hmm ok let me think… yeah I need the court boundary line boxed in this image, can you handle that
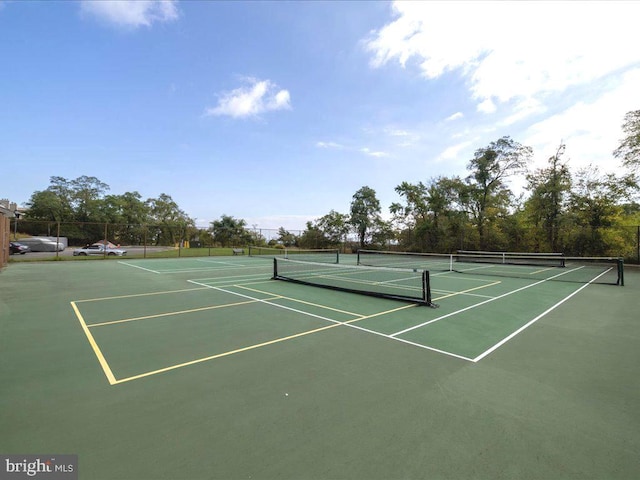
[118,259,273,275]
[117,261,162,274]
[85,296,284,328]
[198,281,474,363]
[74,286,212,303]
[236,284,366,318]
[71,301,117,385]
[73,280,430,386]
[472,267,613,362]
[73,264,606,385]
[112,283,454,385]
[391,265,589,337]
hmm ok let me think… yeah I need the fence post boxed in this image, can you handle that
[104,222,108,258]
[56,221,61,259]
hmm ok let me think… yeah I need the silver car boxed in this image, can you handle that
[73,244,127,256]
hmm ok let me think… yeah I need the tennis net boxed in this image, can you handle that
[456,250,565,267]
[248,246,339,264]
[272,258,435,306]
[357,250,624,286]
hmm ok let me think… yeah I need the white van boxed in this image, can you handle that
[18,237,65,252]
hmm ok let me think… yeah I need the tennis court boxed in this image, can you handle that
[1,253,639,479]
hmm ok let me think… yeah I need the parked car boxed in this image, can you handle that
[17,237,65,252]
[73,244,127,256]
[9,242,30,255]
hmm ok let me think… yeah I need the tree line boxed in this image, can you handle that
[19,110,640,259]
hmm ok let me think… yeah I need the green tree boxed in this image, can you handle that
[210,215,251,247]
[147,193,193,245]
[614,109,640,172]
[390,181,429,231]
[101,191,150,245]
[390,176,477,252]
[314,210,350,246]
[26,189,68,222]
[465,136,532,249]
[523,143,572,252]
[26,176,110,241]
[565,166,634,255]
[70,175,110,222]
[349,186,382,248]
[298,221,329,249]
[26,175,109,223]
[277,227,297,247]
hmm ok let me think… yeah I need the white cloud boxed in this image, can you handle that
[365,1,640,117]
[438,140,473,162]
[476,98,496,114]
[524,68,640,173]
[205,78,291,119]
[316,141,344,149]
[80,0,179,28]
[386,128,410,137]
[445,112,463,122]
[315,140,388,157]
[360,147,388,158]
[498,98,546,127]
[269,90,291,110]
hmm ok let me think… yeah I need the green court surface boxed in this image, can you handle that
[1,255,638,479]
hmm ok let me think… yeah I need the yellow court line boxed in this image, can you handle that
[86,297,284,328]
[70,301,117,385]
[432,281,502,301]
[74,286,212,303]
[112,293,420,385]
[112,322,342,385]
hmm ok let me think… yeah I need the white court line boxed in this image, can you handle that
[190,280,474,362]
[117,261,162,274]
[472,267,613,362]
[188,280,345,325]
[118,260,271,275]
[390,265,588,337]
[432,288,495,300]
[196,259,245,267]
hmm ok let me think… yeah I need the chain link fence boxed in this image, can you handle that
[9,219,640,264]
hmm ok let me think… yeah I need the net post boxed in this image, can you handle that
[356,249,361,265]
[618,258,624,286]
[272,258,278,280]
[422,270,438,308]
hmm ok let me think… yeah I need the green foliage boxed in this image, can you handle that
[464,136,532,249]
[349,186,383,247]
[523,143,572,252]
[298,221,330,249]
[277,227,298,247]
[209,215,251,247]
[614,109,640,172]
[314,210,350,246]
[25,176,194,246]
[16,122,640,261]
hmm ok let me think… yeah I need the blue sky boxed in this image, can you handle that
[2,1,639,230]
